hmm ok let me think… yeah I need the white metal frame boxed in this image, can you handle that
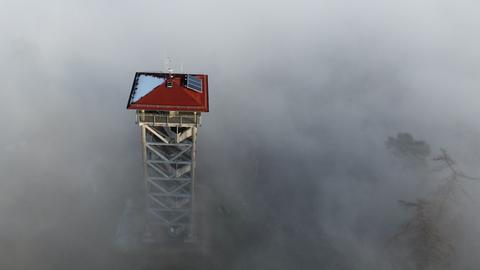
[137,111,200,241]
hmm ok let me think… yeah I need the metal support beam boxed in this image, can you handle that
[138,111,200,242]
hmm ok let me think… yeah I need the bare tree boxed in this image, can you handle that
[387,134,478,270]
[393,198,454,270]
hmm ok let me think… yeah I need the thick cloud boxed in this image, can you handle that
[1,0,480,269]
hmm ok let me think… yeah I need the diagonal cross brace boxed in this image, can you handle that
[176,128,193,143]
[143,124,170,143]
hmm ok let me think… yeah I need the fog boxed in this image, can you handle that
[1,0,480,269]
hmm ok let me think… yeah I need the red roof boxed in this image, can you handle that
[127,72,209,112]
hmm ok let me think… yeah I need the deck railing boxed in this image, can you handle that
[136,111,201,127]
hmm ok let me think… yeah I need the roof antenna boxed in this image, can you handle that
[165,57,174,88]
[164,57,174,74]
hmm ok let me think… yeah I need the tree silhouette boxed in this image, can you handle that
[386,132,431,166]
[387,133,479,270]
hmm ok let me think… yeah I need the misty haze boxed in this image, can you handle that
[1,0,480,269]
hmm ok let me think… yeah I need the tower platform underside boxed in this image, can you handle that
[137,111,200,242]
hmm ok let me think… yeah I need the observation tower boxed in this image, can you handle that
[126,71,209,242]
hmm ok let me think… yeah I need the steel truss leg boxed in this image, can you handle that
[140,124,197,241]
